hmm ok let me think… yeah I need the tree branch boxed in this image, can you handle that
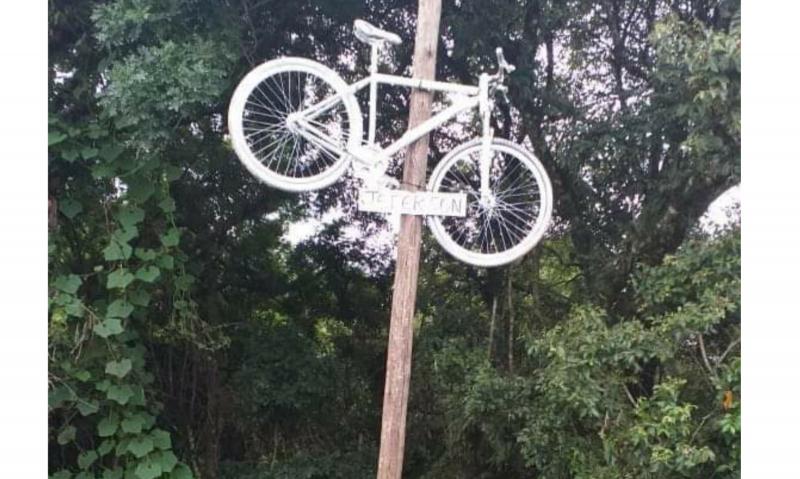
[697,333,720,383]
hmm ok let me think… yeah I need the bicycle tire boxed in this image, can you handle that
[427,138,553,267]
[228,58,363,192]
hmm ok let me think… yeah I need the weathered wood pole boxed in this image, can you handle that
[376,0,442,477]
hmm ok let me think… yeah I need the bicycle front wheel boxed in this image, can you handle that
[228,58,363,192]
[427,138,553,267]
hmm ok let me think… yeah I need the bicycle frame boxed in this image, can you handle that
[292,46,488,188]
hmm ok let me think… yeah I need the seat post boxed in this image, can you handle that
[368,44,379,146]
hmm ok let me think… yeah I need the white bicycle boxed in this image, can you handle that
[228,19,553,267]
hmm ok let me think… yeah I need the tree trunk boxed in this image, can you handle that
[376,1,442,478]
[507,270,515,374]
[488,295,497,361]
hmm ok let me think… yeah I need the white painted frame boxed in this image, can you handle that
[292,43,485,188]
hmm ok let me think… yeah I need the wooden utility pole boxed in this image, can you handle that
[376,0,442,478]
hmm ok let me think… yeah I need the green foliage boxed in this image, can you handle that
[50,0,740,477]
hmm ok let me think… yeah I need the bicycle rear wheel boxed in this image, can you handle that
[427,138,553,267]
[228,58,362,192]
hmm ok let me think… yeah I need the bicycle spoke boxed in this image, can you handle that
[236,66,353,182]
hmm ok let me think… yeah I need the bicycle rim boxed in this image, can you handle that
[228,58,362,192]
[427,139,553,267]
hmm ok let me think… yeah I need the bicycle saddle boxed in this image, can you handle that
[353,19,402,46]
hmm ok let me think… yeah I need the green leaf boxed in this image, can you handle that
[160,228,180,248]
[62,149,79,162]
[98,414,120,437]
[175,274,195,290]
[59,199,83,219]
[107,299,134,319]
[113,226,139,243]
[151,429,172,450]
[158,197,176,213]
[49,385,76,408]
[134,460,162,479]
[116,206,145,229]
[127,436,155,458]
[57,425,76,445]
[92,163,115,179]
[135,265,160,283]
[73,370,91,382]
[115,438,130,456]
[81,147,99,159]
[129,289,151,307]
[93,318,124,338]
[98,439,115,457]
[156,255,174,270]
[121,416,144,435]
[49,132,67,146]
[107,384,135,405]
[100,144,124,161]
[103,241,133,261]
[135,248,157,261]
[107,269,135,289]
[102,467,123,479]
[157,451,178,473]
[54,274,82,294]
[51,470,72,479]
[127,178,155,203]
[65,299,84,318]
[170,464,192,479]
[77,400,99,416]
[106,358,133,378]
[77,450,98,470]
[164,165,183,181]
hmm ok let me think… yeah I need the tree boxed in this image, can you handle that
[49,1,740,477]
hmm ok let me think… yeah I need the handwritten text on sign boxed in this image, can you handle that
[358,189,467,217]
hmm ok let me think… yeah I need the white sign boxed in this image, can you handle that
[358,189,467,217]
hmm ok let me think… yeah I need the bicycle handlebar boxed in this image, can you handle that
[495,48,516,75]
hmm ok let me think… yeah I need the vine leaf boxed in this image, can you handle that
[59,198,83,219]
[57,425,76,445]
[135,460,162,479]
[171,464,192,479]
[98,414,119,437]
[135,248,157,261]
[106,359,133,378]
[49,132,67,146]
[107,269,135,289]
[77,450,98,470]
[127,436,155,458]
[129,288,151,307]
[151,429,172,450]
[107,384,135,405]
[135,265,161,283]
[54,274,82,295]
[115,205,145,228]
[121,415,145,434]
[160,228,180,247]
[156,255,174,270]
[98,439,115,457]
[157,450,178,472]
[103,241,133,261]
[158,197,176,213]
[77,400,99,416]
[81,147,99,160]
[102,467,123,479]
[93,318,124,338]
[107,299,134,319]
